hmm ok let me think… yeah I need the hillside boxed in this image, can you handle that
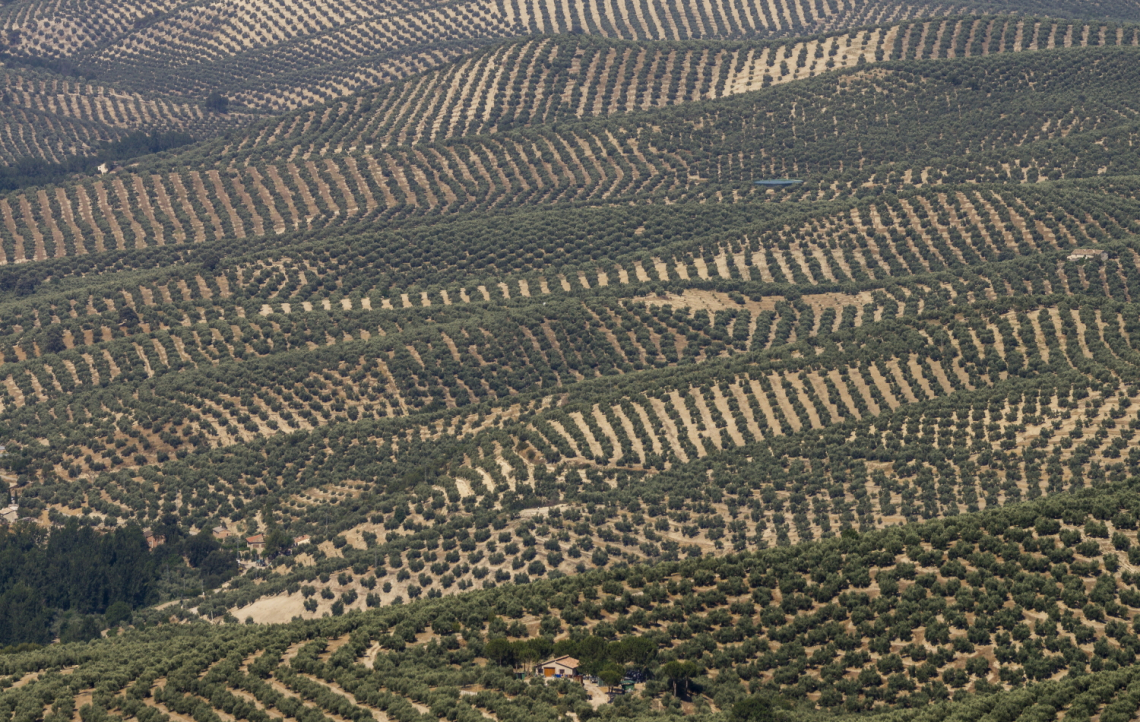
[10,484,1140,719]
[6,0,1133,115]
[0,35,1134,609]
[3,1,1140,720]
[0,0,1131,164]
[0,26,1130,545]
[217,16,1140,156]
[66,0,509,112]
[0,29,1135,262]
[0,63,257,167]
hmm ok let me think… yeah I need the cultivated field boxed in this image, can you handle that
[4,4,1140,721]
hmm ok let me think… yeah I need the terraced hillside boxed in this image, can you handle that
[0,0,1133,165]
[7,2,1140,720]
[0,64,258,167]
[12,484,1140,719]
[0,34,1136,264]
[0,34,1136,622]
[222,16,1140,153]
[7,0,1138,114]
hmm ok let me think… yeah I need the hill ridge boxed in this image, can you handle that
[0,40,1131,267]
[216,16,1140,160]
[0,0,1090,112]
[3,2,1140,718]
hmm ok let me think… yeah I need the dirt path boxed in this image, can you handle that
[612,406,647,462]
[581,680,611,710]
[547,420,585,458]
[629,402,666,456]
[867,364,902,410]
[567,412,606,458]
[667,391,709,457]
[884,358,920,403]
[805,372,844,423]
[11,671,42,689]
[688,392,725,447]
[766,375,803,432]
[708,386,746,446]
[746,378,784,435]
[646,397,689,462]
[299,673,391,721]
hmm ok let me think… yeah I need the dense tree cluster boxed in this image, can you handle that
[0,522,155,645]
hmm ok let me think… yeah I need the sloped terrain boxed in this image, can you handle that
[0,36,1138,263]
[0,0,1133,167]
[7,0,1137,114]
[0,37,1136,612]
[222,17,1140,154]
[5,2,1140,721]
[68,0,512,111]
[10,485,1140,718]
[0,64,257,166]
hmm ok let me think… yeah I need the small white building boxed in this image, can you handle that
[538,656,580,679]
[0,505,18,525]
[1068,249,1108,262]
